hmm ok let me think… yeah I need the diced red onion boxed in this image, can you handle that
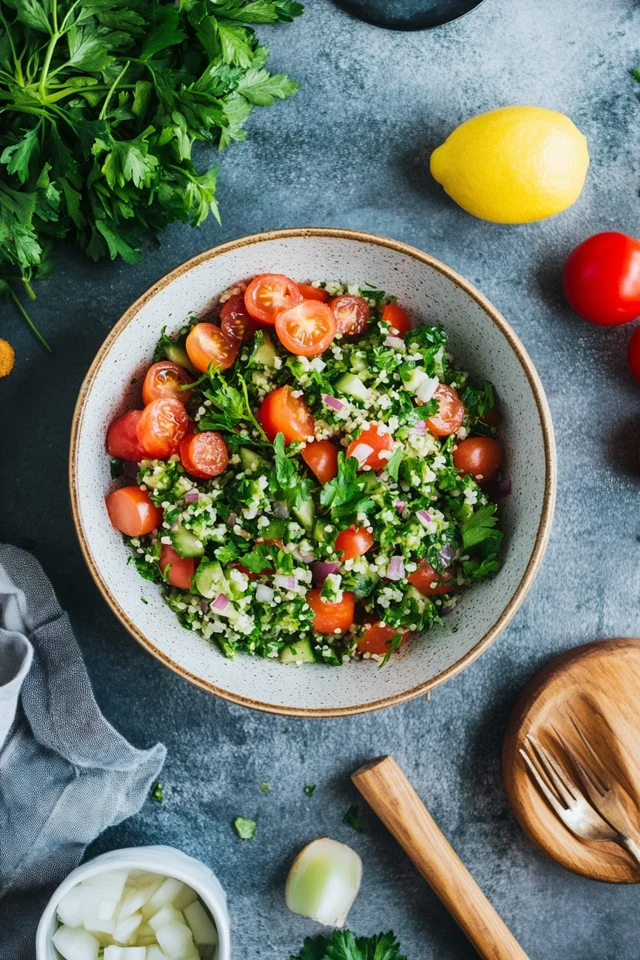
[212,593,230,612]
[123,461,139,478]
[274,574,297,590]
[438,544,458,568]
[312,561,340,585]
[416,376,439,404]
[412,420,426,436]
[395,500,405,514]
[386,555,405,581]
[384,335,405,350]
[273,501,290,519]
[200,599,209,613]
[497,478,512,496]
[416,510,432,528]
[185,489,199,503]
[322,394,345,413]
[171,520,180,531]
[351,443,374,466]
[293,547,315,563]
[226,512,237,527]
[442,605,454,617]
[256,584,274,603]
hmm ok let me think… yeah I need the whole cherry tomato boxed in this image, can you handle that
[425,385,465,437]
[142,361,193,406]
[330,295,370,336]
[106,410,146,461]
[220,294,256,342]
[563,232,640,326]
[453,437,503,484]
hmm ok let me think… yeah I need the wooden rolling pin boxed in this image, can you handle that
[352,756,530,960]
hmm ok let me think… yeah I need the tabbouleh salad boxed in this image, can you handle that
[105,273,504,666]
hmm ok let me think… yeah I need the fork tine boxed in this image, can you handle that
[526,735,578,808]
[519,748,569,820]
[553,726,609,810]
[568,718,611,791]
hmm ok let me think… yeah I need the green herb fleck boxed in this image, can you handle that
[233,816,257,840]
[290,930,406,960]
[304,784,316,797]
[260,782,270,794]
[343,805,363,833]
[150,781,164,803]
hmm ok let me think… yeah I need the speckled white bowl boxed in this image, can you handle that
[70,228,556,717]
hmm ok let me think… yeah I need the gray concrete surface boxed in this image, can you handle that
[2,0,640,956]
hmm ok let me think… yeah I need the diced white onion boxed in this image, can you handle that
[416,376,439,403]
[286,838,362,928]
[52,926,100,960]
[384,335,405,350]
[350,443,374,467]
[412,420,426,436]
[274,574,297,590]
[416,510,432,528]
[183,901,219,945]
[256,584,275,603]
[155,920,196,960]
[386,556,405,581]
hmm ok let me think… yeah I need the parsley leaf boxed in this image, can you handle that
[290,931,406,960]
[233,816,257,840]
[320,454,375,525]
[461,503,501,549]
[150,780,164,803]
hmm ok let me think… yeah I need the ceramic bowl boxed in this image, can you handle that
[36,845,230,960]
[70,228,556,717]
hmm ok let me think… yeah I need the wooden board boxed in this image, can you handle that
[503,638,640,883]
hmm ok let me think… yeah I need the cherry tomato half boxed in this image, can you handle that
[180,431,229,479]
[306,588,355,634]
[425,384,465,437]
[382,302,411,337]
[301,439,339,484]
[142,361,193,406]
[275,299,337,357]
[137,397,189,459]
[453,437,503,485]
[563,232,640,326]
[258,386,315,444]
[106,410,146,462]
[357,620,410,656]
[220,294,256,343]
[346,424,394,471]
[334,526,374,560]
[408,559,453,597]
[160,544,196,590]
[298,283,330,303]
[106,486,162,537]
[185,323,239,374]
[330,295,370,336]
[628,326,640,382]
[244,274,302,325]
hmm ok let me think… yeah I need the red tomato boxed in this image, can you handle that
[358,620,409,656]
[481,404,503,427]
[185,323,239,374]
[220,294,256,343]
[142,361,193,406]
[297,283,330,302]
[425,385,465,437]
[408,559,453,597]
[334,526,374,560]
[346,424,394,471]
[382,302,411,337]
[106,486,162,537]
[307,588,355,634]
[106,410,146,461]
[628,326,640,382]
[244,274,302,325]
[453,437,503,484]
[563,232,640,326]
[275,300,337,357]
[160,544,196,590]
[180,431,228,479]
[258,386,315,443]
[330,295,370,336]
[137,397,189,458]
[301,439,339,484]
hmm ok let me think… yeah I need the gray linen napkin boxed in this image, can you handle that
[0,544,166,960]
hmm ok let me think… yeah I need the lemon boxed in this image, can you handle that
[430,106,589,224]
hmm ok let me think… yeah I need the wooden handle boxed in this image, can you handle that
[352,756,530,960]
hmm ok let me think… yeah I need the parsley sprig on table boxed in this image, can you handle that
[290,930,407,960]
[0,0,303,348]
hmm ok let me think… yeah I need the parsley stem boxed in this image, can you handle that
[39,32,61,99]
[7,284,52,353]
[99,60,130,120]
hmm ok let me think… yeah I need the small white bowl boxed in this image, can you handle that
[70,228,556,717]
[36,845,230,960]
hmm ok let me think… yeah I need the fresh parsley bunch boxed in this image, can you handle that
[290,930,407,960]
[0,0,302,348]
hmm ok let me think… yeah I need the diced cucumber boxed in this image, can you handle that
[263,518,288,539]
[401,365,430,393]
[239,447,270,475]
[253,332,277,368]
[164,342,197,376]
[335,373,371,403]
[194,561,225,599]
[279,637,316,663]
[292,497,315,532]
[313,519,334,543]
[350,353,368,374]
[171,525,204,558]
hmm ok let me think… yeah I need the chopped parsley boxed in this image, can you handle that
[290,930,406,960]
[150,781,164,803]
[304,784,316,797]
[260,782,270,794]
[233,816,257,840]
[343,805,363,833]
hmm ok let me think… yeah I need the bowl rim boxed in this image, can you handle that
[69,226,557,717]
